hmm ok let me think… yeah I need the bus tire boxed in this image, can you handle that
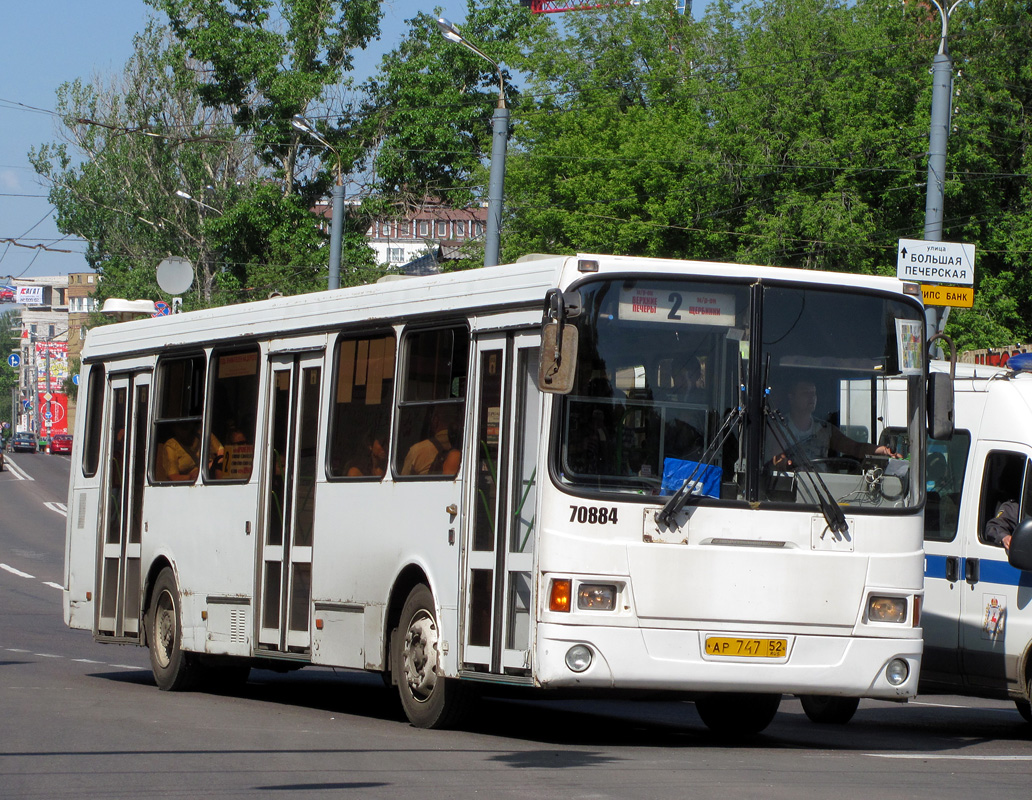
[695,692,781,736]
[393,584,470,729]
[147,567,199,691]
[799,695,860,725]
[1016,699,1032,724]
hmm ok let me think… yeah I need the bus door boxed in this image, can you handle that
[96,371,151,641]
[257,352,323,654]
[462,332,541,674]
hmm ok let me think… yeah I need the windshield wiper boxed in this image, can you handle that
[656,387,745,527]
[763,393,849,536]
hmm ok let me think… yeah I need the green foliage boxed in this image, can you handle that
[0,311,19,426]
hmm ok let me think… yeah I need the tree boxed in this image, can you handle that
[359,0,547,261]
[0,311,19,430]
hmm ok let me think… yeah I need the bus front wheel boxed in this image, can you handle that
[694,692,781,736]
[148,567,199,691]
[393,584,471,729]
[799,695,860,725]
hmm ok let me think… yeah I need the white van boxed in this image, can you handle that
[803,355,1032,724]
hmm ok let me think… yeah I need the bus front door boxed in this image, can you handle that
[96,372,150,641]
[257,353,323,655]
[462,332,541,675]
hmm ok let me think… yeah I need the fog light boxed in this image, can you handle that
[577,584,617,610]
[869,595,907,623]
[565,644,593,672]
[886,658,909,686]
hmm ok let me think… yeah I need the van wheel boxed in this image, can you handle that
[799,695,860,724]
[695,692,781,736]
[393,584,471,729]
[148,567,199,691]
[1016,699,1032,724]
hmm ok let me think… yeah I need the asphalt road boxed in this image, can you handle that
[2,452,1031,799]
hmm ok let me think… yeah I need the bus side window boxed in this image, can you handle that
[206,347,260,482]
[395,326,468,478]
[327,332,397,479]
[81,364,106,477]
[151,354,206,485]
[977,450,1028,546]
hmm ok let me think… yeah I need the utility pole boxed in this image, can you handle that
[923,1,963,347]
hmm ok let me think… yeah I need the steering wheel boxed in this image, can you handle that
[808,457,863,475]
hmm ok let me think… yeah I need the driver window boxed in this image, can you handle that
[978,451,1029,547]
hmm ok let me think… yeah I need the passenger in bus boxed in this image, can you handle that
[346,434,387,477]
[162,422,224,482]
[769,379,899,469]
[984,499,1020,552]
[670,355,705,404]
[401,406,461,476]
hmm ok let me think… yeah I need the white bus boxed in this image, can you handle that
[63,253,944,734]
[874,356,1032,724]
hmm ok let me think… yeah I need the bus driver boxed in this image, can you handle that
[769,379,899,470]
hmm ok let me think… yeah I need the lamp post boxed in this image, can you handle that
[174,188,220,216]
[923,1,964,347]
[292,115,343,290]
[437,17,508,268]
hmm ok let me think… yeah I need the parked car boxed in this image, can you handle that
[11,432,37,453]
[50,434,73,455]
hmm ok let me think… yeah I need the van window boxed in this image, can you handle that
[924,431,971,543]
[977,451,1030,546]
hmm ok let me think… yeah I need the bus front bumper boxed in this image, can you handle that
[535,623,921,699]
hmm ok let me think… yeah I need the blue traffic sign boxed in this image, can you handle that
[7,353,20,368]
[72,374,80,386]
[44,412,52,421]
[21,399,30,411]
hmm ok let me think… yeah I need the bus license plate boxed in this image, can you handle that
[705,637,787,658]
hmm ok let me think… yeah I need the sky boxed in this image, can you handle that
[0,0,442,282]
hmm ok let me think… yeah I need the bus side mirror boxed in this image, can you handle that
[538,288,579,394]
[1008,519,1032,572]
[927,371,954,441]
[539,322,577,394]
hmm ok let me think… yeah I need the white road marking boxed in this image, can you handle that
[0,563,35,579]
[72,658,103,664]
[44,502,67,517]
[43,581,63,590]
[869,754,1032,761]
[4,459,33,481]
[34,653,62,658]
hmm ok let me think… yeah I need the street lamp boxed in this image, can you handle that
[174,188,221,216]
[923,1,964,348]
[292,115,343,291]
[436,17,508,268]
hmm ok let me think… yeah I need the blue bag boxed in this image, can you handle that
[661,458,722,497]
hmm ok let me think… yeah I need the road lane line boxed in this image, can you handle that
[1,563,36,579]
[43,581,63,590]
[4,459,33,481]
[869,754,1032,761]
[44,501,68,516]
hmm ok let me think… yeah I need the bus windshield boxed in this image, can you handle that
[556,277,925,511]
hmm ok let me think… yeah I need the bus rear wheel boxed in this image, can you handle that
[799,695,860,725]
[694,692,781,736]
[393,584,471,729]
[148,567,199,691]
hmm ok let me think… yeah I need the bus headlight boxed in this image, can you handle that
[577,584,617,611]
[565,644,593,672]
[886,658,910,686]
[868,595,907,623]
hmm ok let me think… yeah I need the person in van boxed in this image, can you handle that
[984,499,1020,552]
